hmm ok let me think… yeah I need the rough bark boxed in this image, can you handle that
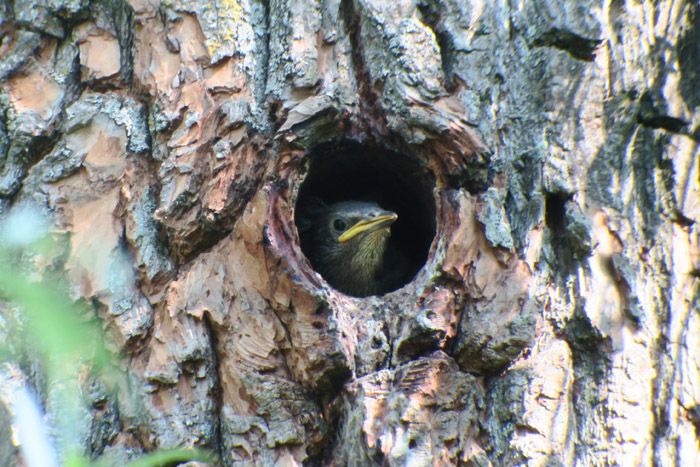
[0,0,699,466]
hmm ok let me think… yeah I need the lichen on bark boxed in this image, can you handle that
[0,0,699,466]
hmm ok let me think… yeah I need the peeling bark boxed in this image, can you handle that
[1,0,699,465]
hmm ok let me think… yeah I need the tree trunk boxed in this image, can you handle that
[1,0,699,465]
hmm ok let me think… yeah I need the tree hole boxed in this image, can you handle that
[295,140,436,297]
[544,191,571,233]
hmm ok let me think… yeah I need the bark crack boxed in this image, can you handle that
[415,1,456,92]
[339,0,389,136]
[250,0,272,133]
[202,312,225,462]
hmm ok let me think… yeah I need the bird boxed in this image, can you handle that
[297,199,400,297]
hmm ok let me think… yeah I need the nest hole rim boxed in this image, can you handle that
[293,139,438,297]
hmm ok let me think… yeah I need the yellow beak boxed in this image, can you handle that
[338,213,398,243]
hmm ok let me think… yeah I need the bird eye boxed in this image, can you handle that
[333,219,347,231]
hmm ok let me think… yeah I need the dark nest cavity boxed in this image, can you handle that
[295,140,436,296]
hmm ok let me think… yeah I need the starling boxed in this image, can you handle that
[298,199,399,297]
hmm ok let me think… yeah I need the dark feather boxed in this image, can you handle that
[298,199,401,297]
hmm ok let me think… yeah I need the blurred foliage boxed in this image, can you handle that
[0,207,213,466]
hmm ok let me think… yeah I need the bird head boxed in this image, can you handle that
[299,199,398,296]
